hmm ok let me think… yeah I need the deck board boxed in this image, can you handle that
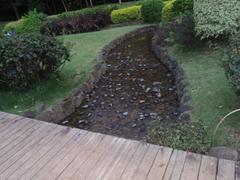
[0,111,237,180]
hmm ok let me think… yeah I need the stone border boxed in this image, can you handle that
[151,28,192,121]
[36,26,156,123]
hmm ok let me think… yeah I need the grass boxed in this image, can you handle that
[167,44,240,150]
[0,24,145,114]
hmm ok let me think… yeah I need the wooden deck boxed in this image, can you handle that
[0,111,238,180]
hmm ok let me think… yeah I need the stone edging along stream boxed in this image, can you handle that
[36,25,192,123]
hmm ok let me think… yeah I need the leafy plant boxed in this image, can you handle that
[111,5,142,24]
[41,12,111,36]
[0,33,70,91]
[141,0,164,23]
[172,0,193,16]
[146,118,210,153]
[161,0,176,22]
[194,0,240,39]
[3,20,24,34]
[171,12,195,45]
[223,31,240,94]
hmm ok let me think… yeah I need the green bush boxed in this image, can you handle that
[146,119,210,153]
[194,0,240,39]
[3,9,47,34]
[0,33,70,91]
[111,5,142,24]
[141,0,164,23]
[162,0,175,22]
[223,31,240,94]
[172,0,193,16]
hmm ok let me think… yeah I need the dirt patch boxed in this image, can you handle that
[60,32,179,140]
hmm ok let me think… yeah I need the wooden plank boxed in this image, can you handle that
[198,155,218,180]
[70,136,120,180]
[0,122,56,173]
[56,133,105,180]
[102,141,140,180]
[0,125,66,179]
[180,152,202,180]
[44,131,100,180]
[130,144,159,180]
[0,113,27,129]
[217,159,235,180]
[0,120,39,150]
[19,127,79,180]
[146,146,173,180]
[31,129,88,180]
[120,143,149,180]
[86,138,129,180]
[163,150,187,180]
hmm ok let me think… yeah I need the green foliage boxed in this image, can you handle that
[3,9,47,34]
[223,31,240,94]
[162,0,175,22]
[147,119,210,153]
[141,0,164,23]
[0,33,70,91]
[194,0,240,39]
[172,0,193,16]
[111,5,142,24]
[58,4,118,19]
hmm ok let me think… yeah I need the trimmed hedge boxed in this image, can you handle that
[141,0,164,23]
[111,5,142,24]
[41,12,111,35]
[0,33,70,91]
[162,0,176,22]
[194,0,240,39]
[173,0,193,16]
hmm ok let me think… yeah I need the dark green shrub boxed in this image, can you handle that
[3,9,47,34]
[162,0,175,22]
[141,0,164,23]
[111,5,142,24]
[146,119,210,153]
[41,12,111,36]
[223,31,240,94]
[0,34,70,91]
[172,0,193,16]
[171,13,195,45]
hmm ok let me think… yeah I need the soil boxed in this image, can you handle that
[60,32,180,141]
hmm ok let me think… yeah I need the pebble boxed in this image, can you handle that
[156,93,162,98]
[62,120,68,125]
[131,123,137,128]
[123,112,129,116]
[150,113,158,118]
[139,100,145,104]
[145,88,151,93]
[82,105,89,109]
[152,87,161,93]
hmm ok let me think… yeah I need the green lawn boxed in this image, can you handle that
[0,25,145,114]
[167,44,240,150]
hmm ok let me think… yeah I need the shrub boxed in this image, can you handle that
[41,12,111,35]
[111,5,142,24]
[3,9,47,34]
[146,119,210,153]
[141,0,164,23]
[0,33,70,91]
[223,31,240,94]
[162,0,176,22]
[58,4,118,19]
[171,12,195,45]
[172,0,193,16]
[194,0,240,39]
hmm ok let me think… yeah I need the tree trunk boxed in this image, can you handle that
[89,0,93,7]
[61,0,68,12]
[11,3,20,19]
[119,0,122,4]
[85,0,89,7]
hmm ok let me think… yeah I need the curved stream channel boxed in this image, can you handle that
[60,32,179,140]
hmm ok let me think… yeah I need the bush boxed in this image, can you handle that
[172,0,193,16]
[141,0,164,23]
[0,33,70,91]
[58,4,118,19]
[223,31,240,94]
[41,12,111,35]
[194,0,240,39]
[146,119,210,153]
[111,5,142,24]
[171,13,195,45]
[3,9,47,34]
[162,0,175,22]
